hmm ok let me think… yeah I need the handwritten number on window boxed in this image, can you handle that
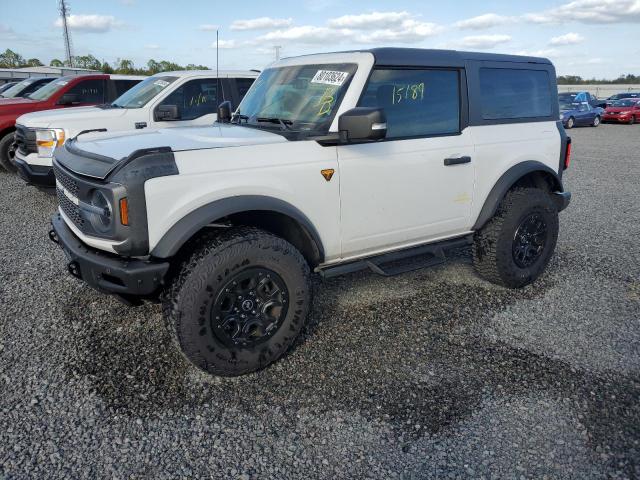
[392,83,425,105]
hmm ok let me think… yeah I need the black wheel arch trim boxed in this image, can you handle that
[150,195,325,262]
[472,160,565,231]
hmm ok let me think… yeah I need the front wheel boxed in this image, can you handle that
[163,227,312,376]
[565,117,575,129]
[0,131,16,172]
[473,188,559,288]
[592,115,601,127]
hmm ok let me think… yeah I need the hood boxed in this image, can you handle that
[57,124,288,180]
[17,106,125,129]
[605,107,634,113]
[0,97,39,106]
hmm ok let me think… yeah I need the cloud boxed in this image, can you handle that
[210,39,240,49]
[455,13,512,29]
[524,0,640,24]
[54,14,122,33]
[145,44,160,50]
[549,32,585,45]
[257,26,352,44]
[328,11,412,29]
[230,17,293,31]
[459,34,512,49]
[354,20,443,43]
[514,48,561,58]
[199,24,219,31]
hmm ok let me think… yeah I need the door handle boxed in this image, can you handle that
[444,156,471,166]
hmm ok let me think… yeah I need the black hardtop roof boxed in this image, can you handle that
[367,47,551,67]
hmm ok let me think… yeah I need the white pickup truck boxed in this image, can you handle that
[14,70,258,187]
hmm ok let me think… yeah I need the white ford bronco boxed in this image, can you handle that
[14,70,258,188]
[50,48,571,376]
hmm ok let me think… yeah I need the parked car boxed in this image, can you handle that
[0,77,55,99]
[49,48,571,376]
[0,74,145,171]
[602,98,640,124]
[558,91,606,109]
[605,92,640,106]
[14,70,258,188]
[560,100,603,128]
[0,82,19,95]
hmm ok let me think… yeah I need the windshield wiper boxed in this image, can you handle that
[256,117,293,130]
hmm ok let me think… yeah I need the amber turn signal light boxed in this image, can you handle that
[119,198,129,226]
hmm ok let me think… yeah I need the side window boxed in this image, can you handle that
[358,68,460,139]
[113,80,140,97]
[235,78,255,101]
[479,68,551,120]
[158,79,219,120]
[21,79,51,97]
[66,79,105,103]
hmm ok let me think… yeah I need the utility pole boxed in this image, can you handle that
[59,0,74,67]
[274,46,282,61]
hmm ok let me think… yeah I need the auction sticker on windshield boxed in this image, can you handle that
[154,80,170,88]
[311,70,349,86]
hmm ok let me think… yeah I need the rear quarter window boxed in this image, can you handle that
[480,68,551,120]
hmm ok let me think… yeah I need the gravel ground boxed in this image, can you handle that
[1,124,639,479]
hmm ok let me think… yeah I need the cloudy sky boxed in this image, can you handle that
[1,0,639,78]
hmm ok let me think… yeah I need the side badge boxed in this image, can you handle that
[321,169,335,182]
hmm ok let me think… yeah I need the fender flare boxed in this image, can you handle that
[472,161,563,231]
[150,195,325,260]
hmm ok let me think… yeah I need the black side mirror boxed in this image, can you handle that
[155,104,179,121]
[58,93,80,106]
[217,101,232,123]
[338,107,387,143]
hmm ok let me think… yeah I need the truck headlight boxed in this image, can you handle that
[36,128,65,157]
[89,190,113,233]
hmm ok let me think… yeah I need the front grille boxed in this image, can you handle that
[56,187,85,229]
[15,125,37,155]
[53,162,79,197]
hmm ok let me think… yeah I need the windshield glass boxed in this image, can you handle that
[28,76,73,101]
[112,76,178,108]
[0,79,34,98]
[559,101,578,110]
[612,99,637,107]
[234,63,358,134]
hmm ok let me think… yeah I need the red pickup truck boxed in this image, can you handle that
[0,74,144,171]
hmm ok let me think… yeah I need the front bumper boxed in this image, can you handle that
[50,213,170,298]
[15,156,55,187]
[603,114,632,123]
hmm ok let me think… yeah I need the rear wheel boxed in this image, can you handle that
[473,188,559,288]
[163,227,312,376]
[0,131,16,172]
[566,117,575,129]
[592,115,601,127]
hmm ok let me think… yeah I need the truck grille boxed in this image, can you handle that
[53,162,79,197]
[57,188,85,229]
[15,125,37,155]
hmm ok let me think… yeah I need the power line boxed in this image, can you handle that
[59,0,74,67]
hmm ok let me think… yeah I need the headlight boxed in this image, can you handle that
[620,111,631,115]
[88,190,113,233]
[36,128,65,157]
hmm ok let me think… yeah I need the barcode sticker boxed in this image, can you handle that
[311,70,349,86]
[154,80,169,87]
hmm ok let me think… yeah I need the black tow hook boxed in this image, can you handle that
[48,229,59,244]
[68,261,81,279]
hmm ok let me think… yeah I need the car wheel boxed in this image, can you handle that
[472,188,559,289]
[592,115,600,127]
[566,117,575,129]
[0,131,17,172]
[163,227,312,376]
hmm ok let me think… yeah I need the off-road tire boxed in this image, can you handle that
[591,115,600,127]
[565,117,575,129]
[163,227,312,376]
[472,188,559,288]
[0,131,16,172]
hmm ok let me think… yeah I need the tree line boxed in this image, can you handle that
[0,49,209,75]
[557,74,640,85]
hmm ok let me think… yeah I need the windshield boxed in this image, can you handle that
[112,76,178,108]
[559,101,578,110]
[0,79,34,98]
[234,63,358,134]
[611,99,637,107]
[28,77,74,101]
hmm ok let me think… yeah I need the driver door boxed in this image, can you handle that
[151,78,220,128]
[337,67,474,258]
